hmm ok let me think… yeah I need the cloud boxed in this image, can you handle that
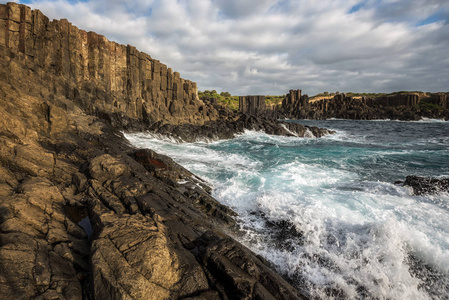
[13,0,449,95]
[214,0,279,19]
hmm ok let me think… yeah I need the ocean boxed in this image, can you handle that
[125,119,449,299]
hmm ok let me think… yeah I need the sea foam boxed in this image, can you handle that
[125,120,449,299]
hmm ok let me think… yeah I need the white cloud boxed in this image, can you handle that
[15,0,449,95]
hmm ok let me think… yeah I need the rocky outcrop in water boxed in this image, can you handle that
[150,114,334,142]
[0,3,315,299]
[403,176,449,195]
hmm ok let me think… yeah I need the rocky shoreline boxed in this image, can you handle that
[146,115,333,143]
[0,99,311,299]
[0,3,334,299]
[0,72,320,299]
[1,3,448,299]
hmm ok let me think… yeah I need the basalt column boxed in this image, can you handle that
[0,2,214,126]
[239,95,266,115]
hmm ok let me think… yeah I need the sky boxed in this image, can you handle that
[9,0,449,96]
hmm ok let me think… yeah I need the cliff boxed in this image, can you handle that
[0,3,322,299]
[0,2,219,127]
[0,3,333,138]
[280,90,449,120]
[239,95,267,115]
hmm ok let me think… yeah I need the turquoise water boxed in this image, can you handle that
[126,119,449,299]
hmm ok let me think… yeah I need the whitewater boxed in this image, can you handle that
[125,120,449,299]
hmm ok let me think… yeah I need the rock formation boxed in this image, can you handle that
[279,90,449,120]
[0,3,327,299]
[282,90,304,108]
[0,2,219,128]
[402,176,449,195]
[368,93,419,107]
[424,93,448,109]
[239,95,267,115]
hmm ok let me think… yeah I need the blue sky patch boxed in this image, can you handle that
[349,2,365,14]
[417,10,446,26]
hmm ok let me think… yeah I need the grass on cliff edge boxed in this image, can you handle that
[198,90,239,110]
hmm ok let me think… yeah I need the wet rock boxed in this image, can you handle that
[403,176,449,195]
[197,234,307,300]
[150,114,334,142]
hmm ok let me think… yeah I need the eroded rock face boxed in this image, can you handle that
[0,176,87,299]
[91,212,182,299]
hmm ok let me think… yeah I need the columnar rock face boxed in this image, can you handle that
[281,90,311,118]
[437,93,448,109]
[282,89,303,107]
[425,93,448,109]
[0,2,218,126]
[368,93,419,107]
[280,90,449,120]
[439,93,448,109]
[239,95,267,115]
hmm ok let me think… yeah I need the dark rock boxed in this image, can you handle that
[239,95,267,115]
[196,234,306,300]
[403,176,449,195]
[279,90,449,121]
[149,114,334,142]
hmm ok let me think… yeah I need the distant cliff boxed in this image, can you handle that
[279,90,449,120]
[0,2,218,126]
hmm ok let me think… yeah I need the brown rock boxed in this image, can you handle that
[91,212,182,300]
[0,178,85,299]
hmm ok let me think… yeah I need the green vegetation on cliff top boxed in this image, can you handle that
[198,90,239,110]
[198,90,284,110]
